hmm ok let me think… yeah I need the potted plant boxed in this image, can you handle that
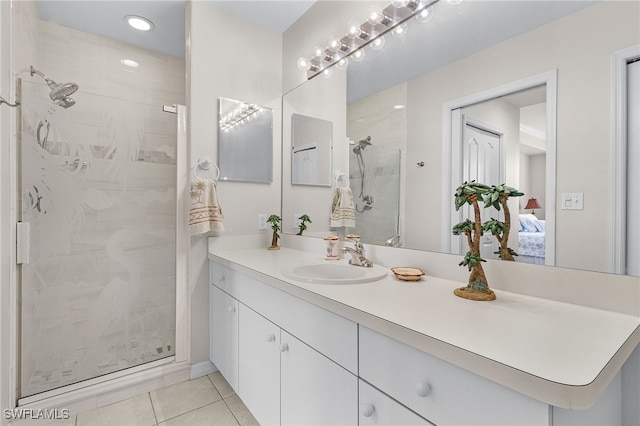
[296,214,312,236]
[267,214,281,250]
[452,181,495,301]
[482,184,524,261]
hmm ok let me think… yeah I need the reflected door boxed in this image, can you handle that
[19,81,179,398]
[462,121,502,259]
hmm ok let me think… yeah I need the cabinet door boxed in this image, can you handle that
[210,284,239,392]
[359,380,431,425]
[281,331,357,426]
[238,304,280,426]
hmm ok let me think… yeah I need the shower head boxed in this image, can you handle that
[352,136,372,154]
[30,66,79,108]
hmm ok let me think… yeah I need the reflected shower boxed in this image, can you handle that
[353,136,372,154]
[30,66,79,108]
[352,136,374,213]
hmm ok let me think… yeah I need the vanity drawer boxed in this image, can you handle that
[359,379,431,425]
[210,261,358,374]
[359,326,549,426]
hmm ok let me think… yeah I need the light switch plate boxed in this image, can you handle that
[258,214,269,230]
[561,192,584,210]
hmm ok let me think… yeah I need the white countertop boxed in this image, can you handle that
[208,246,640,410]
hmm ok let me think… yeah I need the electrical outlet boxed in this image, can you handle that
[258,214,269,230]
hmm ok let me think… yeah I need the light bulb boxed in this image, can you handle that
[311,45,324,60]
[416,6,434,23]
[367,6,384,25]
[351,49,365,62]
[327,36,342,52]
[297,57,311,70]
[370,36,385,51]
[321,67,333,79]
[346,21,362,39]
[391,22,408,38]
[335,58,349,70]
[391,0,410,8]
[447,0,463,4]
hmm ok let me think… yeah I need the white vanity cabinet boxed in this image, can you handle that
[209,283,239,393]
[359,379,431,425]
[359,326,550,426]
[238,304,281,425]
[210,261,358,425]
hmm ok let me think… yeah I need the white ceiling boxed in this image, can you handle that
[36,0,316,58]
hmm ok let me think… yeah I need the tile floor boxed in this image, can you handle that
[46,372,258,426]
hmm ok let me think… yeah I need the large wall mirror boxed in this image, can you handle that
[281,0,640,276]
[219,97,273,183]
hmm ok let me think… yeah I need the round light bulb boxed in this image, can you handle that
[391,22,408,38]
[447,0,463,4]
[327,36,342,52]
[321,67,333,79]
[391,0,410,8]
[351,49,365,62]
[335,58,349,70]
[370,36,385,51]
[416,6,434,23]
[297,57,311,70]
[311,45,324,60]
[346,21,362,39]
[367,6,384,25]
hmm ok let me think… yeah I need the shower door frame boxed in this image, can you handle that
[1,96,191,410]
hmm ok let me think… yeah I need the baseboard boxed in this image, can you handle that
[190,360,217,379]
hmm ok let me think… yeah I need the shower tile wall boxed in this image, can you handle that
[18,13,185,398]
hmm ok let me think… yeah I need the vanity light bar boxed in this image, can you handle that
[300,0,440,79]
[219,103,263,132]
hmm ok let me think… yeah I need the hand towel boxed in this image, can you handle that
[189,179,225,235]
[330,187,356,228]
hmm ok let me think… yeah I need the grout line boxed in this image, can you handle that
[148,392,159,426]
[220,396,241,426]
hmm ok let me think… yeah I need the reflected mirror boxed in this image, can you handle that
[219,97,273,183]
[291,114,333,186]
[281,0,640,276]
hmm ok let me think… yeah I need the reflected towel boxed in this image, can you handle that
[330,187,355,228]
[189,179,225,235]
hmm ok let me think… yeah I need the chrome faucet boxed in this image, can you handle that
[341,239,373,267]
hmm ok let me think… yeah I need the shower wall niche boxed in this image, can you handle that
[16,9,185,398]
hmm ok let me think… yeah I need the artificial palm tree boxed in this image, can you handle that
[482,184,524,261]
[296,214,312,236]
[452,181,494,301]
[267,214,281,250]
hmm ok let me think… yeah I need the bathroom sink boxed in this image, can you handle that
[281,262,387,284]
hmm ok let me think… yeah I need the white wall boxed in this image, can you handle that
[187,2,282,365]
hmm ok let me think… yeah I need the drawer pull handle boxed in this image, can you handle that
[415,382,432,398]
[266,333,276,342]
[360,403,375,418]
[280,343,289,353]
[227,306,236,313]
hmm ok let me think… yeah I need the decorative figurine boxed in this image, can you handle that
[296,214,312,236]
[452,181,495,301]
[267,214,281,250]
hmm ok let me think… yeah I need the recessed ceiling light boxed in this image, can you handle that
[125,15,154,31]
[121,59,139,68]
[393,104,406,110]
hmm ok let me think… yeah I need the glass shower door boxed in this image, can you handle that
[19,80,177,398]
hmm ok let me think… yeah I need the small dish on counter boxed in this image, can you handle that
[390,267,425,281]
